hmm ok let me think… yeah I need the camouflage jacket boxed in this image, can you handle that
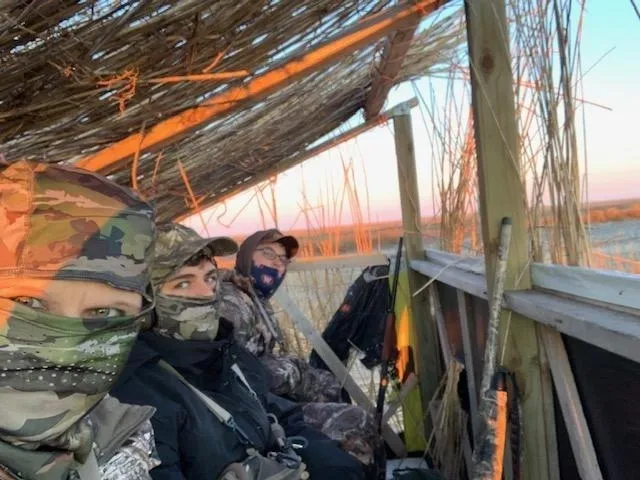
[218,277,346,403]
[0,396,159,480]
[218,276,277,357]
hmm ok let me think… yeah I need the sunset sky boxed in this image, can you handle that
[185,2,640,236]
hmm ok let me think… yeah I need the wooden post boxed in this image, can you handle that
[457,290,479,436]
[392,110,441,435]
[464,1,558,479]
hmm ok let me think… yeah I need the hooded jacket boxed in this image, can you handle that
[0,161,158,480]
[111,319,364,480]
[235,229,296,297]
[110,320,277,480]
[235,230,267,278]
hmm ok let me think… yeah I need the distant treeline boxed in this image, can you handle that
[583,202,640,223]
[225,200,640,257]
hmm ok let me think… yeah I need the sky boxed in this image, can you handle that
[185,1,640,236]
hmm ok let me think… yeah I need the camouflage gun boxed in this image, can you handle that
[374,237,404,480]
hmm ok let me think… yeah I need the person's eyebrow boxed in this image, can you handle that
[82,299,140,313]
[111,300,141,312]
[167,273,196,282]
[205,268,218,277]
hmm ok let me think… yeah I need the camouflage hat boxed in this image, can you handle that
[152,222,238,287]
[0,161,155,299]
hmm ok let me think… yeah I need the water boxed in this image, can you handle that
[587,219,640,258]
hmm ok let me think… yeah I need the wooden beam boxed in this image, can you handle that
[539,329,604,480]
[505,290,640,365]
[411,258,487,300]
[411,258,640,364]
[273,288,407,457]
[364,19,420,120]
[429,284,452,364]
[425,248,640,313]
[393,112,441,438]
[174,98,418,222]
[464,0,557,478]
[382,372,419,424]
[532,263,640,311]
[75,1,442,175]
[457,289,479,436]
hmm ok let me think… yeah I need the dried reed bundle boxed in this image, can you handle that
[427,359,467,480]
[1,0,463,222]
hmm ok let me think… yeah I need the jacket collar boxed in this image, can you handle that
[138,318,236,377]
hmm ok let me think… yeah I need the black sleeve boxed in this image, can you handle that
[264,393,331,442]
[148,408,187,480]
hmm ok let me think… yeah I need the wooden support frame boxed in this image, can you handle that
[411,258,640,364]
[412,258,611,477]
[364,19,420,119]
[75,1,442,175]
[428,285,474,476]
[456,289,479,436]
[539,328,604,480]
[464,0,558,477]
[174,98,418,222]
[392,111,441,438]
[425,247,640,312]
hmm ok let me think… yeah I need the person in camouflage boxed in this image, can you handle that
[111,222,364,479]
[219,229,346,403]
[208,227,378,467]
[0,160,159,480]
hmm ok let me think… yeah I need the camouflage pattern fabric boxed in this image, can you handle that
[301,403,377,466]
[0,161,155,298]
[98,418,159,480]
[0,397,159,480]
[151,222,237,287]
[218,279,378,465]
[0,298,141,445]
[89,394,159,480]
[0,161,157,479]
[218,279,344,403]
[260,354,343,404]
[471,390,506,480]
[150,222,237,341]
[218,278,273,356]
[154,293,220,341]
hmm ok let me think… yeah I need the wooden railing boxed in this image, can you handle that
[410,248,640,480]
[412,249,640,364]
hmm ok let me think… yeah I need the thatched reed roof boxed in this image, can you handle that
[1,1,463,221]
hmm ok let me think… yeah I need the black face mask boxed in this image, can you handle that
[249,263,283,298]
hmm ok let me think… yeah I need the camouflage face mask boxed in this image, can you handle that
[154,294,220,341]
[0,298,142,447]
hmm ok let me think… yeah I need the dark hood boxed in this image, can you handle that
[235,230,275,277]
[120,319,236,384]
[235,229,299,300]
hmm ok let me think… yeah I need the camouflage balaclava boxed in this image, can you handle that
[151,223,237,341]
[0,161,155,455]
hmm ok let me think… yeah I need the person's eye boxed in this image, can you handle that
[260,249,275,260]
[205,275,218,285]
[84,307,126,319]
[12,297,46,311]
[174,281,190,290]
